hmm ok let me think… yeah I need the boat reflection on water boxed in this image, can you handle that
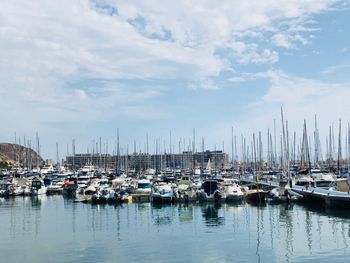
[246,200,267,208]
[2,196,350,262]
[178,204,193,223]
[31,196,42,208]
[136,202,151,212]
[297,202,350,219]
[151,203,176,226]
[201,203,225,227]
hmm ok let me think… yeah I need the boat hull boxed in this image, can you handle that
[198,190,223,203]
[292,185,350,207]
[151,193,176,203]
[245,190,266,202]
[226,194,244,202]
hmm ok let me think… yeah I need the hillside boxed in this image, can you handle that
[0,142,43,166]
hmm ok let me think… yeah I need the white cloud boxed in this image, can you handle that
[229,42,280,64]
[208,71,350,159]
[228,72,260,83]
[0,0,339,85]
[0,0,346,157]
[249,70,349,132]
[75,89,88,100]
[253,70,331,106]
[188,79,219,90]
[322,63,350,74]
[272,33,292,49]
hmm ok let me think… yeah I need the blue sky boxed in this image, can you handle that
[1,0,350,160]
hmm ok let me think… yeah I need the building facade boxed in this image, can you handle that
[66,150,228,171]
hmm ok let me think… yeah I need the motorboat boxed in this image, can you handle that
[144,169,156,180]
[79,164,95,179]
[198,179,223,202]
[177,174,197,202]
[46,178,64,194]
[162,168,176,182]
[31,177,47,195]
[151,181,176,203]
[62,177,79,197]
[91,189,109,204]
[40,164,54,176]
[135,179,152,194]
[222,179,244,202]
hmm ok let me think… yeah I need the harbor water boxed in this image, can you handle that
[1,196,350,262]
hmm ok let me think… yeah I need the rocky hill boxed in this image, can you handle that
[0,142,43,166]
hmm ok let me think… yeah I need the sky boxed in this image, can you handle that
[1,0,350,160]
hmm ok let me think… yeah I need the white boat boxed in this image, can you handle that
[97,178,111,190]
[145,169,156,180]
[296,171,335,189]
[40,164,54,176]
[162,168,176,181]
[313,172,335,188]
[76,164,95,188]
[7,181,20,196]
[151,182,176,203]
[15,178,32,196]
[135,179,152,194]
[202,159,212,177]
[175,169,182,178]
[0,178,16,196]
[223,179,244,202]
[194,168,201,176]
[292,182,350,207]
[46,178,64,194]
[31,177,47,195]
[177,175,197,202]
[18,184,32,196]
[84,185,97,195]
[191,175,202,190]
[79,164,95,178]
[112,176,126,187]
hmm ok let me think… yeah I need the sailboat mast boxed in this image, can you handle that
[192,128,195,171]
[280,106,287,173]
[274,119,277,169]
[231,127,234,169]
[117,128,120,174]
[56,142,59,168]
[253,133,257,181]
[338,119,342,175]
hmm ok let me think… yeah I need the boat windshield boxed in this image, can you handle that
[138,183,151,189]
[32,181,42,189]
[203,181,218,195]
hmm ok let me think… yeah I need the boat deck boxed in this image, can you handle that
[292,185,350,206]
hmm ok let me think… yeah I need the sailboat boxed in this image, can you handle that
[202,159,211,177]
[245,133,267,203]
[268,106,301,203]
[245,185,266,202]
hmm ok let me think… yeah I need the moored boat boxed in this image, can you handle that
[151,181,177,203]
[223,179,244,202]
[30,177,47,195]
[62,177,79,197]
[198,179,223,202]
